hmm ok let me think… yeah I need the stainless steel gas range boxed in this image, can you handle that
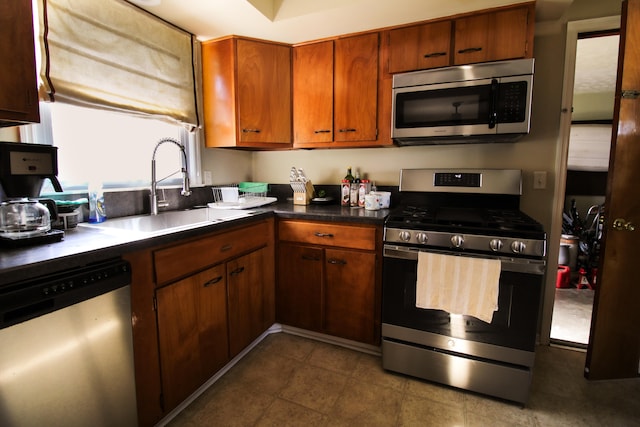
[381,169,547,405]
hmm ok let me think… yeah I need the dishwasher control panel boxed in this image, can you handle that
[0,258,131,329]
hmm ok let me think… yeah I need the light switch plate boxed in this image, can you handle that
[533,171,546,189]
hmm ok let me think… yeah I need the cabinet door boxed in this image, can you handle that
[323,248,377,344]
[276,243,323,331]
[227,248,265,357]
[0,0,39,124]
[236,39,292,144]
[156,264,228,411]
[334,33,379,142]
[197,266,230,380]
[388,21,452,73]
[454,7,531,65]
[293,41,334,146]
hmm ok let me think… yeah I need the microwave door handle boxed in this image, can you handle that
[489,78,499,129]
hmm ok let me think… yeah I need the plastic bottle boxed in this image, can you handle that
[88,182,106,223]
[350,171,360,207]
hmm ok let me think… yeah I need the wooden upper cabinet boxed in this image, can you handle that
[293,33,380,148]
[388,20,452,73]
[334,33,379,143]
[293,41,334,145]
[0,0,39,126]
[202,37,292,148]
[453,5,533,65]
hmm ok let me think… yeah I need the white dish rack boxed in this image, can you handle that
[209,183,277,210]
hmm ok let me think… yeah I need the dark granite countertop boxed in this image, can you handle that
[0,202,388,287]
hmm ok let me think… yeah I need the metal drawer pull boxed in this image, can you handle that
[458,47,483,54]
[301,255,321,261]
[314,129,331,133]
[338,128,356,133]
[203,276,223,287]
[314,232,334,238]
[612,218,635,231]
[328,258,347,265]
[242,128,261,133]
[230,266,245,276]
[424,52,447,58]
[220,244,233,252]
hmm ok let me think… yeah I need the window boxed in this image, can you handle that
[22,102,201,194]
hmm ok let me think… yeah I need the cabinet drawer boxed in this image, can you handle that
[154,220,271,285]
[278,220,376,251]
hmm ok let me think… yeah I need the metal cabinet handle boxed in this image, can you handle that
[314,129,331,134]
[338,128,357,133]
[612,218,636,231]
[327,258,347,265]
[230,266,245,276]
[242,128,261,133]
[457,47,483,54]
[301,255,321,261]
[203,276,223,287]
[220,244,233,252]
[314,232,334,238]
[424,52,447,58]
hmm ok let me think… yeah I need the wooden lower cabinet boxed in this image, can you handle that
[156,264,228,411]
[276,220,381,345]
[227,247,271,357]
[276,243,323,331]
[324,248,377,344]
[130,218,275,425]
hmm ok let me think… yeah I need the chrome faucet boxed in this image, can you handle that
[150,137,191,215]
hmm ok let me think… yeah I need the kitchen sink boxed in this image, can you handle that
[78,208,253,236]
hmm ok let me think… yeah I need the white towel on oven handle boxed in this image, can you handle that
[415,251,501,324]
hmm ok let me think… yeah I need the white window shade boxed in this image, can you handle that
[37,0,198,127]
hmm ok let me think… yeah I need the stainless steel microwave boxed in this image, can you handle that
[391,59,534,145]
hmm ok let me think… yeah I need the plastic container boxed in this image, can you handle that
[556,265,571,288]
[88,182,106,223]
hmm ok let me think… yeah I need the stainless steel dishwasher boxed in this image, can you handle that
[0,258,138,427]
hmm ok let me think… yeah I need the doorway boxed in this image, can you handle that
[550,32,620,347]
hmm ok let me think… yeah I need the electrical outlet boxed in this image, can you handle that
[204,170,212,186]
[533,171,546,189]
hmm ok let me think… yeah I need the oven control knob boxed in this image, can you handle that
[511,241,527,254]
[489,239,503,252]
[416,232,428,244]
[450,235,464,248]
[398,231,411,242]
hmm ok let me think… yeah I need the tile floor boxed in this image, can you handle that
[167,332,640,427]
[550,288,595,346]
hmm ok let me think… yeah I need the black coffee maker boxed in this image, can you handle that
[0,142,65,245]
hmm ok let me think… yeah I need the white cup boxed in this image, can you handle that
[364,194,380,210]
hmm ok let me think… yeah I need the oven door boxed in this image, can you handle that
[391,76,532,142]
[382,245,545,352]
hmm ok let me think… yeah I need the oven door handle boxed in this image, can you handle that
[383,245,546,275]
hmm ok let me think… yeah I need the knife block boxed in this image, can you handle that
[291,180,315,205]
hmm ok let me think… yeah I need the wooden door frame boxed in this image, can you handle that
[540,15,621,345]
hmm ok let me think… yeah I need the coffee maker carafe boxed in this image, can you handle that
[0,142,64,244]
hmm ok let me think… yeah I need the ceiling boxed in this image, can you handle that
[128,0,574,43]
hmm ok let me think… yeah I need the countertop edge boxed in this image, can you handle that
[0,203,388,286]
